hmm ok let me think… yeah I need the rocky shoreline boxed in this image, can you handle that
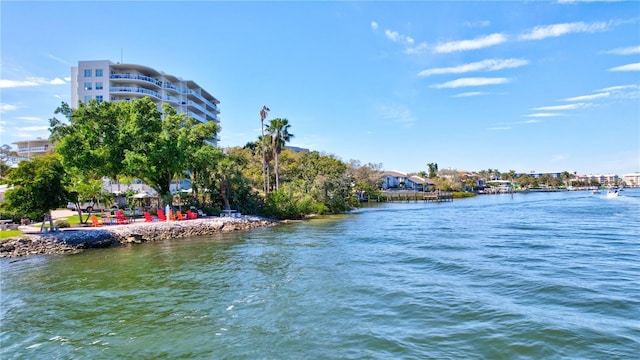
[0,216,277,258]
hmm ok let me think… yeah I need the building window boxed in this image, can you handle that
[96,82,103,90]
[84,69,92,77]
[84,82,92,90]
[95,69,103,77]
[83,96,91,103]
[96,95,103,103]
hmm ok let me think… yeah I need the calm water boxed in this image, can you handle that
[1,190,639,359]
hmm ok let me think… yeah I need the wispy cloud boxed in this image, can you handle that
[531,103,587,111]
[527,113,564,118]
[519,21,608,40]
[601,45,640,55]
[17,125,49,132]
[563,92,610,102]
[46,53,70,66]
[378,104,416,127]
[465,20,490,28]
[0,77,67,88]
[418,58,528,76]
[0,103,18,112]
[371,21,379,31]
[434,33,507,53]
[453,91,489,98]
[597,84,639,92]
[17,116,42,122]
[432,77,510,89]
[487,126,512,131]
[385,29,414,45]
[405,42,429,55]
[609,62,640,72]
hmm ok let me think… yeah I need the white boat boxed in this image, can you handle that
[606,190,619,198]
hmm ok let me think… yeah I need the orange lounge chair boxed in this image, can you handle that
[90,215,103,227]
[176,211,187,220]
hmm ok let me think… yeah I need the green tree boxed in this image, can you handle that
[265,118,294,191]
[2,155,69,227]
[122,101,219,205]
[427,163,439,178]
[1,144,19,180]
[49,100,128,183]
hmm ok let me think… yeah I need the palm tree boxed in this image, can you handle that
[427,163,438,178]
[265,118,294,191]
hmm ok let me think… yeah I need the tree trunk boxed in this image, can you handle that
[274,151,280,191]
[221,178,231,210]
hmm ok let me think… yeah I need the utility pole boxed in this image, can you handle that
[260,105,270,195]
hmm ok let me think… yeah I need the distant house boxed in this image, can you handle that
[380,171,435,191]
[12,137,54,160]
[381,170,408,189]
[407,175,435,191]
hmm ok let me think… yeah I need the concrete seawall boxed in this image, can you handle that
[1,216,277,258]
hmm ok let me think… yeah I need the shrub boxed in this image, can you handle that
[54,219,71,228]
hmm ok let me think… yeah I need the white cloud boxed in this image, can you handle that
[531,103,586,111]
[18,126,49,132]
[0,103,18,112]
[16,116,42,122]
[371,21,378,31]
[487,126,512,131]
[563,92,610,102]
[609,63,640,72]
[432,77,510,89]
[0,77,68,88]
[405,42,429,55]
[518,119,541,124]
[527,113,564,117]
[465,20,490,28]
[385,29,414,45]
[597,84,639,92]
[519,21,608,40]
[602,45,640,55]
[46,53,70,66]
[378,104,416,127]
[434,33,507,53]
[453,92,489,98]
[418,58,528,76]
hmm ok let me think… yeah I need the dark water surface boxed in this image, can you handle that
[2,190,639,359]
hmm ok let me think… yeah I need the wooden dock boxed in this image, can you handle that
[366,191,453,203]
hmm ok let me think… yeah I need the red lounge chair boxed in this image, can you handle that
[115,210,129,224]
[157,209,167,222]
[187,210,198,219]
[144,211,156,222]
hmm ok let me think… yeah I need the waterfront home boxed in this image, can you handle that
[380,171,435,191]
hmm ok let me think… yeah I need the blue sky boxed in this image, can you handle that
[1,1,639,176]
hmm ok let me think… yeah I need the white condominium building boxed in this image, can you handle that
[71,60,220,144]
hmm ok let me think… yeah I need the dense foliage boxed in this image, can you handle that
[1,155,69,223]
[2,97,613,222]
